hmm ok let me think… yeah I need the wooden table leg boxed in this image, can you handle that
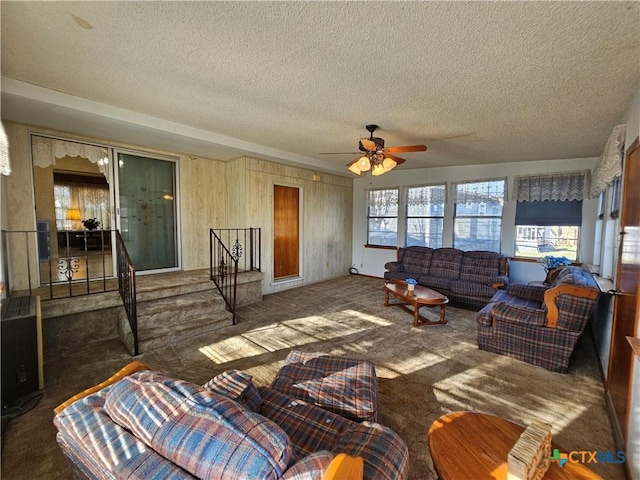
[384,287,389,307]
[413,301,420,327]
[439,305,446,324]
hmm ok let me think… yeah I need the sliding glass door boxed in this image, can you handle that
[115,151,179,272]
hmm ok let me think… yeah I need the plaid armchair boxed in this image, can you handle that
[476,266,600,373]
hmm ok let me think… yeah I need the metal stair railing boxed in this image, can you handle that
[115,231,138,355]
[209,228,261,325]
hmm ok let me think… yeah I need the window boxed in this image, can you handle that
[54,173,111,230]
[610,174,622,219]
[597,191,605,219]
[405,184,445,248]
[366,188,398,246]
[453,179,504,252]
[514,200,582,260]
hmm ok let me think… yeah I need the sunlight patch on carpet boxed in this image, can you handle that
[378,353,446,378]
[432,358,590,434]
[198,311,386,363]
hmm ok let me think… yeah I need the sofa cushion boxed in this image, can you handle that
[202,369,262,412]
[104,370,293,480]
[400,247,433,274]
[258,387,352,460]
[449,279,496,299]
[459,252,500,285]
[270,351,378,423]
[419,275,454,291]
[427,248,463,279]
[54,385,197,479]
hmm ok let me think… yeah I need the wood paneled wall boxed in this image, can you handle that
[2,122,353,295]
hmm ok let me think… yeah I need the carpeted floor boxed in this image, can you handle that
[0,275,624,479]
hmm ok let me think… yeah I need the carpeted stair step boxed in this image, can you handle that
[136,291,227,330]
[136,279,216,303]
[137,310,233,352]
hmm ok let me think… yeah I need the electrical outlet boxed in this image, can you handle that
[360,263,364,267]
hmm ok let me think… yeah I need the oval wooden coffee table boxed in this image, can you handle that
[428,411,602,480]
[384,280,449,327]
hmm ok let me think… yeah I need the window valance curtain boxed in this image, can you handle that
[590,124,626,198]
[513,171,590,202]
[31,136,110,184]
[0,123,10,176]
[406,184,446,206]
[450,178,506,204]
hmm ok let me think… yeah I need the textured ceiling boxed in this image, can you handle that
[1,1,639,175]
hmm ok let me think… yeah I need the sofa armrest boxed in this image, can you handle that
[492,274,510,289]
[490,302,548,327]
[507,283,547,303]
[54,361,151,414]
[544,284,599,328]
[323,454,363,480]
[384,261,404,273]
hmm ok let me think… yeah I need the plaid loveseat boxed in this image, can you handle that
[476,266,600,373]
[384,246,509,310]
[54,364,408,480]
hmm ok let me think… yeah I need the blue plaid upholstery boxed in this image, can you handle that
[54,384,197,479]
[280,452,335,480]
[477,266,600,373]
[400,246,433,274]
[104,370,293,480]
[459,251,500,284]
[270,350,379,422]
[508,283,547,303]
[418,274,454,292]
[427,248,464,278]
[384,247,509,310]
[450,279,496,300]
[259,388,408,480]
[333,421,410,480]
[55,364,409,480]
[202,369,262,412]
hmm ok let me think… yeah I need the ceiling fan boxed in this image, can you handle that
[320,124,427,176]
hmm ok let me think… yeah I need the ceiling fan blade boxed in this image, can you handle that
[319,152,361,155]
[384,144,427,154]
[385,154,406,165]
[359,139,377,151]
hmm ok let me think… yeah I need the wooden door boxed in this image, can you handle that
[273,185,299,279]
[607,138,640,443]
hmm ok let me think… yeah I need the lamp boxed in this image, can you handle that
[65,208,81,229]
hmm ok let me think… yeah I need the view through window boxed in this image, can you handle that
[405,184,445,248]
[453,179,504,252]
[366,188,398,246]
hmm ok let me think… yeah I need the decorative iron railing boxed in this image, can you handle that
[1,228,138,354]
[115,231,138,356]
[209,228,261,324]
[1,229,116,299]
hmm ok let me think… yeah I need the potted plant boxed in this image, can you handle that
[538,255,571,284]
[82,218,101,230]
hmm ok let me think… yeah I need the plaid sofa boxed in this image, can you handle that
[54,367,408,480]
[384,246,510,310]
[476,266,600,373]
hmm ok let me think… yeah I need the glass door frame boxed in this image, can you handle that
[111,147,182,275]
[29,131,118,285]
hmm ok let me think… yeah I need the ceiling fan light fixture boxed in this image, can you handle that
[358,156,371,171]
[348,162,362,175]
[382,157,397,171]
[371,164,385,176]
